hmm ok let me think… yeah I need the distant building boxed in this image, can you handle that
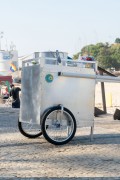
[0,50,18,76]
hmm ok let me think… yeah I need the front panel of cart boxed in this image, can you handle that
[40,65,96,127]
[20,64,41,124]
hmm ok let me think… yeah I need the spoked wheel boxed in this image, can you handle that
[41,106,76,145]
[18,119,42,138]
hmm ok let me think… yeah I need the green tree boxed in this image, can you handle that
[110,44,120,70]
[115,38,120,44]
[73,52,80,60]
[73,41,120,70]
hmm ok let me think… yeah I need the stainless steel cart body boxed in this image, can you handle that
[20,61,96,127]
[19,53,120,145]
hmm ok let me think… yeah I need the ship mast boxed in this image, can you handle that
[0,31,4,50]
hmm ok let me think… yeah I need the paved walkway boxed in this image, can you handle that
[0,107,120,179]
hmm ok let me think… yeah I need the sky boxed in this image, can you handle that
[0,0,120,57]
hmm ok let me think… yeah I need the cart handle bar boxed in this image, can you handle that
[58,72,120,83]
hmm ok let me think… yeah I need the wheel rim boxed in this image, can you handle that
[44,110,75,143]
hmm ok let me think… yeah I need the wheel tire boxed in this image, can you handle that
[41,106,76,145]
[18,119,42,138]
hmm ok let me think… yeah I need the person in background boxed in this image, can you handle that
[2,87,9,99]
[10,84,21,108]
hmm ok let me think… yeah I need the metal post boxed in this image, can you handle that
[99,70,107,113]
[101,82,107,113]
[90,126,94,141]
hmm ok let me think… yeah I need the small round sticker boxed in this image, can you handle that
[45,74,53,83]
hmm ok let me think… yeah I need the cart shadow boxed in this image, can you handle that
[71,133,120,145]
[1,129,120,147]
[1,133,120,149]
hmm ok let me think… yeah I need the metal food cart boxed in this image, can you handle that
[18,51,120,145]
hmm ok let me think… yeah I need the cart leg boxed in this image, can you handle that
[90,126,94,141]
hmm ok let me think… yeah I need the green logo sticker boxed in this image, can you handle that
[45,74,53,83]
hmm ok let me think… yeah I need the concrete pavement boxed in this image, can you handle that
[0,107,120,179]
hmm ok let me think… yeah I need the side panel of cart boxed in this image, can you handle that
[40,65,95,127]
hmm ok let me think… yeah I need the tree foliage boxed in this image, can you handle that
[73,41,120,70]
[115,38,120,44]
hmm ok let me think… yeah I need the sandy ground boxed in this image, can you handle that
[0,82,120,179]
[95,82,120,112]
